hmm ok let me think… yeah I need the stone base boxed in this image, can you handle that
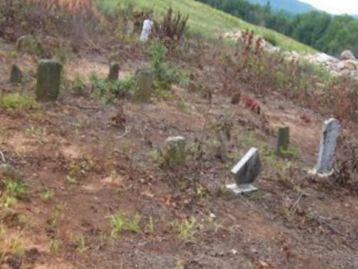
[226,183,258,195]
[308,168,334,178]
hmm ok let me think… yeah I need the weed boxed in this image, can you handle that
[146,216,155,234]
[49,239,62,254]
[176,98,190,114]
[109,212,125,238]
[0,93,39,110]
[90,74,135,102]
[72,74,86,96]
[41,189,55,202]
[4,179,26,199]
[171,217,197,240]
[72,234,88,253]
[109,211,142,238]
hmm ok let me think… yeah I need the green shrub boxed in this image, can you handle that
[0,94,39,110]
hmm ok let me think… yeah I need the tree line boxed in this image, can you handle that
[197,0,358,56]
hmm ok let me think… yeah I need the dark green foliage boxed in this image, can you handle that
[148,42,189,90]
[198,0,358,56]
[90,74,135,102]
[36,60,63,101]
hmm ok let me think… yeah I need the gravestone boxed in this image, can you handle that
[108,62,120,81]
[163,136,186,166]
[36,59,62,101]
[10,64,23,84]
[133,69,155,102]
[226,147,261,194]
[276,126,290,156]
[140,19,154,42]
[314,118,341,175]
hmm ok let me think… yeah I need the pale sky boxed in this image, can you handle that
[300,0,358,15]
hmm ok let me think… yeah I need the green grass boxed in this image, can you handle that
[95,0,314,53]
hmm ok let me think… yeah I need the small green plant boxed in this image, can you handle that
[49,239,62,254]
[41,189,55,202]
[72,74,86,96]
[109,211,142,238]
[148,42,190,91]
[109,212,125,238]
[4,179,26,198]
[72,234,88,253]
[171,217,197,240]
[146,216,155,234]
[0,93,39,110]
[90,74,135,103]
[176,98,190,114]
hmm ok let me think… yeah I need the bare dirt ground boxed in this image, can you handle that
[0,39,357,269]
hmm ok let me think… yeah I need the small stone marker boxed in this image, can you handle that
[163,136,186,166]
[133,69,155,102]
[108,62,120,81]
[140,19,154,42]
[276,126,289,155]
[226,147,261,194]
[36,59,62,101]
[313,118,341,175]
[10,64,23,84]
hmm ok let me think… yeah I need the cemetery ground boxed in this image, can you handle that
[0,38,358,269]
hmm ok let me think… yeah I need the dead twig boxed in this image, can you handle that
[0,151,5,163]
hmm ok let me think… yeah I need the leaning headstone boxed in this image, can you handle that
[36,59,62,101]
[162,136,186,166]
[226,147,261,194]
[133,69,155,102]
[10,64,23,84]
[313,118,341,175]
[140,19,154,42]
[276,126,290,156]
[108,62,120,81]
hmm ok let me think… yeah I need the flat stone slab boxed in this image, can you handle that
[226,183,258,195]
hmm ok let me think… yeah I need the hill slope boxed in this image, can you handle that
[248,0,316,14]
[95,0,314,53]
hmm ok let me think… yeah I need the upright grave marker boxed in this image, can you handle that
[36,59,62,101]
[276,126,290,156]
[107,62,120,81]
[313,118,340,175]
[10,64,23,84]
[163,136,186,166]
[226,147,262,194]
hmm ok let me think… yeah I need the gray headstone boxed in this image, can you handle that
[163,136,186,166]
[226,147,261,194]
[108,62,120,81]
[133,69,155,102]
[140,19,154,42]
[10,64,23,84]
[315,118,341,174]
[36,59,62,101]
[231,147,262,184]
[276,126,289,155]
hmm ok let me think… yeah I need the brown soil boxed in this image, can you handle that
[0,38,357,269]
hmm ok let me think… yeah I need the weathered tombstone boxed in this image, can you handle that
[313,118,341,175]
[36,59,62,101]
[162,136,186,166]
[107,62,120,81]
[133,69,155,102]
[10,64,23,84]
[140,19,154,42]
[226,147,261,194]
[276,126,290,156]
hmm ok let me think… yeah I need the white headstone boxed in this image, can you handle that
[315,118,341,175]
[226,147,261,194]
[140,19,154,42]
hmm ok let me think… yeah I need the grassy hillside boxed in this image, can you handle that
[95,0,315,53]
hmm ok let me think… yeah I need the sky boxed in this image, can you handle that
[300,0,358,15]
